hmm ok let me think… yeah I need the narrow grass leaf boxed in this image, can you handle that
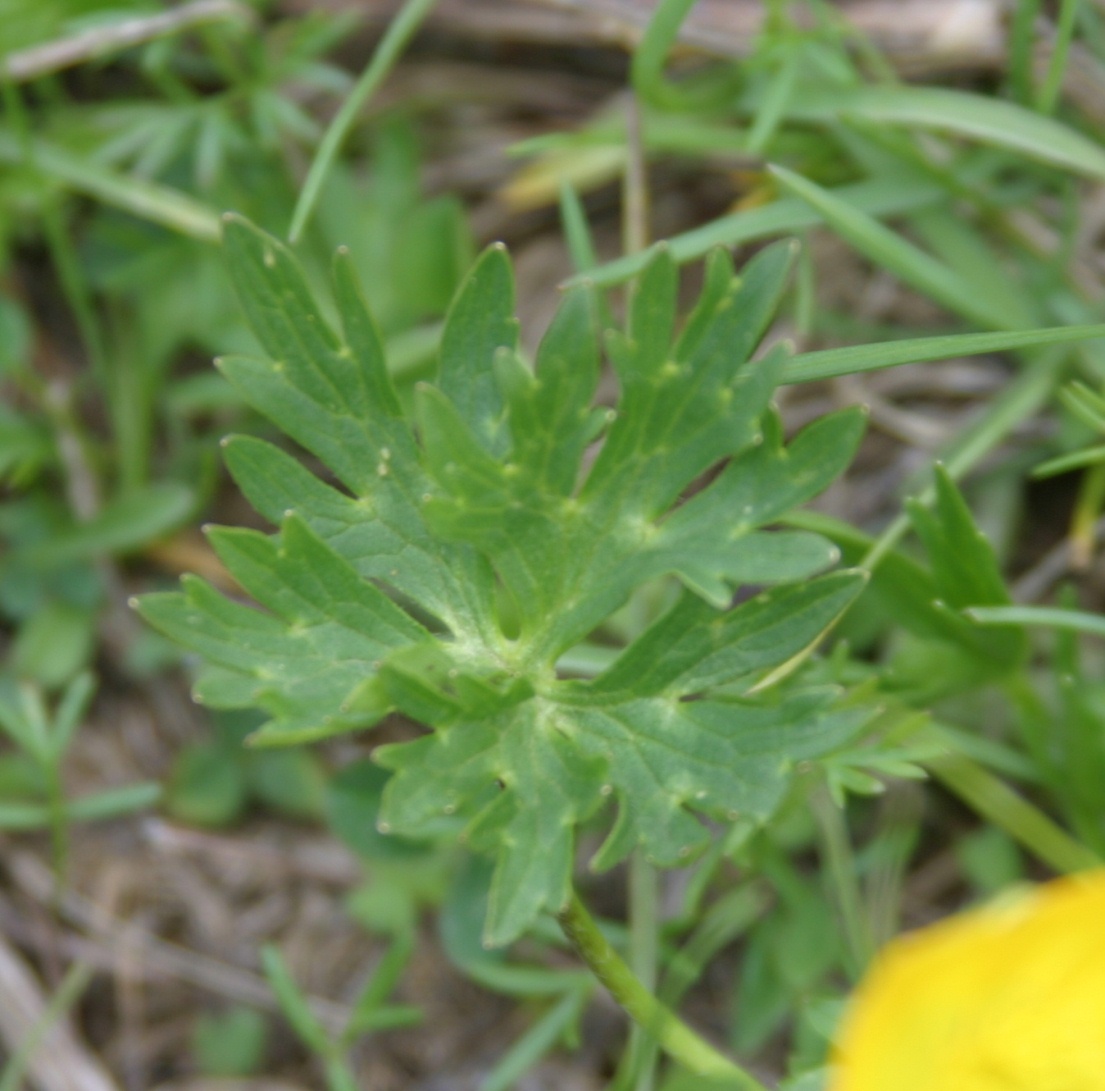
[479,987,589,1091]
[261,946,330,1055]
[26,483,192,567]
[0,131,220,240]
[769,165,1011,329]
[785,85,1105,180]
[66,782,162,821]
[288,0,439,241]
[784,325,1105,384]
[568,174,947,287]
[968,606,1105,639]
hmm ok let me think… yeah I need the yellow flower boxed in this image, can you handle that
[828,870,1105,1091]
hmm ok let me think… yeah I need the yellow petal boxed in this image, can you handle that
[829,870,1105,1091]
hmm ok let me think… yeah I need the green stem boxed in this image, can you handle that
[43,760,69,906]
[620,853,659,1091]
[288,0,439,243]
[925,736,1101,874]
[1037,0,1080,115]
[1009,0,1043,104]
[323,1054,359,1091]
[1071,461,1105,566]
[557,891,766,1089]
[0,962,94,1091]
[622,95,649,256]
[631,0,742,111]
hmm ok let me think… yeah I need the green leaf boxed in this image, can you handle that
[968,605,1105,639]
[0,801,52,830]
[0,130,221,240]
[783,325,1105,385]
[325,758,429,860]
[192,1007,267,1078]
[905,466,1026,673]
[479,986,589,1091]
[65,782,161,822]
[25,483,192,568]
[585,245,793,518]
[260,946,330,1055]
[167,743,247,827]
[581,573,867,702]
[643,408,865,607]
[908,467,1011,608]
[217,215,495,641]
[566,174,949,288]
[245,748,326,821]
[437,243,518,455]
[140,220,870,945]
[341,934,422,1041]
[785,85,1105,181]
[0,783,161,829]
[11,602,96,689]
[769,166,1012,330]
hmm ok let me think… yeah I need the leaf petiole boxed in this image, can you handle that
[557,890,767,1089]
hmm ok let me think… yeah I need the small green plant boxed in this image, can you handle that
[138,212,878,1083]
[261,940,420,1091]
[139,194,1105,1082]
[191,1005,268,1079]
[139,218,869,942]
[0,671,160,884]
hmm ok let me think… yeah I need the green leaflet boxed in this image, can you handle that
[904,466,1027,674]
[137,216,870,945]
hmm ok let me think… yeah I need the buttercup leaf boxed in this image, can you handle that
[138,215,869,944]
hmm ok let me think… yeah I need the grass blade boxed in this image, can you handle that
[0,962,95,1091]
[288,0,438,243]
[785,85,1105,180]
[1038,0,1080,114]
[479,987,590,1091]
[968,606,1105,639]
[769,164,1012,329]
[565,174,947,287]
[783,324,1105,384]
[0,131,220,240]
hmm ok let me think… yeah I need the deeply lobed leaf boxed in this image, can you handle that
[138,216,869,943]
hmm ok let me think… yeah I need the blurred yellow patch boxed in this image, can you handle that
[829,870,1105,1091]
